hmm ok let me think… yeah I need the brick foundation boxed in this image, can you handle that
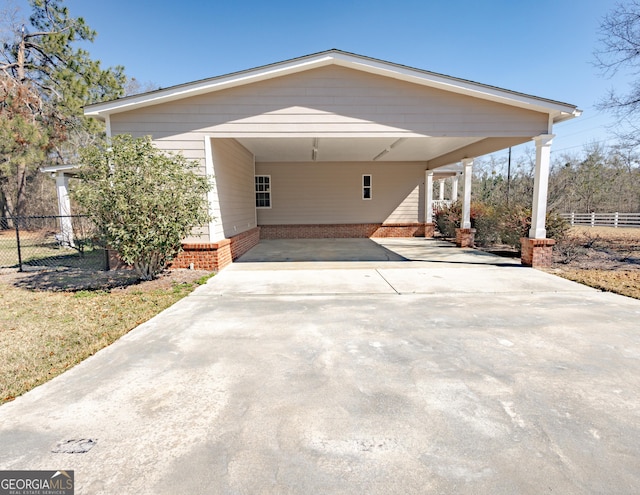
[260,223,426,239]
[170,227,261,271]
[103,227,244,272]
[169,240,230,271]
[520,237,555,268]
[229,227,261,260]
[455,228,476,248]
[424,223,435,238]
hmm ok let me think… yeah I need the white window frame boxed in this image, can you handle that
[255,175,272,209]
[362,174,372,200]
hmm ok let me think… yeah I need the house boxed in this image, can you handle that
[84,49,581,270]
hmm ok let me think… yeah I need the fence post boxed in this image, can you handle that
[591,212,595,227]
[614,212,619,228]
[14,218,23,272]
[570,212,575,226]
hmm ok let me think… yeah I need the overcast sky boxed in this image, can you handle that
[11,0,632,163]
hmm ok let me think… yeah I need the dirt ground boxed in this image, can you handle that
[552,226,640,270]
[0,266,212,292]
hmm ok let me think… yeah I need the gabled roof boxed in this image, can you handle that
[85,49,581,123]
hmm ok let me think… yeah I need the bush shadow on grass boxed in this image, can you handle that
[12,267,141,292]
[19,248,107,271]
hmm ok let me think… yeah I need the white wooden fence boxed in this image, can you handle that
[432,200,453,211]
[561,212,640,228]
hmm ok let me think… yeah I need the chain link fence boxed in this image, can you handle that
[0,216,108,271]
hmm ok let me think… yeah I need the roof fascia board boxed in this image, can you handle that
[329,52,579,118]
[85,54,336,118]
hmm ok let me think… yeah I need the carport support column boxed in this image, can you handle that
[456,159,475,247]
[424,171,434,238]
[204,137,221,241]
[55,172,74,247]
[521,134,555,268]
[451,174,459,202]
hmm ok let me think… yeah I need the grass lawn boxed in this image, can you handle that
[0,230,105,270]
[0,270,212,404]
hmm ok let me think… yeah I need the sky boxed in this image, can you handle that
[10,0,633,165]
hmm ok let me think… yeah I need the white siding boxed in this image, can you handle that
[255,162,426,225]
[210,139,256,240]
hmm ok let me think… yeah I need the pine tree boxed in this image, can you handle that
[0,0,125,218]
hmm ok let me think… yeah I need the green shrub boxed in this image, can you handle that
[433,199,569,251]
[545,210,570,242]
[471,202,499,246]
[434,201,461,238]
[497,203,530,249]
[73,135,212,280]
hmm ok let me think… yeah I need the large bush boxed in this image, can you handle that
[434,201,500,245]
[471,202,500,246]
[434,201,461,238]
[73,135,212,280]
[434,200,568,251]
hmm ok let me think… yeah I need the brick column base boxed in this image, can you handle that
[455,228,476,247]
[520,238,555,268]
[424,223,435,238]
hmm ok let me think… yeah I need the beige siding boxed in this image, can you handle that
[255,162,426,225]
[210,139,256,240]
[107,125,208,173]
[106,64,551,238]
[101,127,210,242]
[109,65,549,140]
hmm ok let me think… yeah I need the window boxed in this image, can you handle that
[362,174,372,200]
[255,175,271,208]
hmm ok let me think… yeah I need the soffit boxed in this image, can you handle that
[237,136,512,168]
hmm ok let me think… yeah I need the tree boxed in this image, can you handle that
[595,1,640,126]
[609,141,640,211]
[0,76,49,218]
[472,150,535,209]
[571,144,611,212]
[0,0,125,219]
[73,135,212,280]
[546,142,640,213]
[124,77,159,97]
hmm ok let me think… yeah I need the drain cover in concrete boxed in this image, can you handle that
[52,438,97,453]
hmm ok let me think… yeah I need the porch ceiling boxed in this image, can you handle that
[235,136,525,168]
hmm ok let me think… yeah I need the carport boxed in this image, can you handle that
[84,50,581,271]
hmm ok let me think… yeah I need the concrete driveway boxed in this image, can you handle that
[1,238,639,494]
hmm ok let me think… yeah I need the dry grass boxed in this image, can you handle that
[553,269,640,300]
[568,226,640,239]
[0,269,213,404]
[551,226,640,299]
